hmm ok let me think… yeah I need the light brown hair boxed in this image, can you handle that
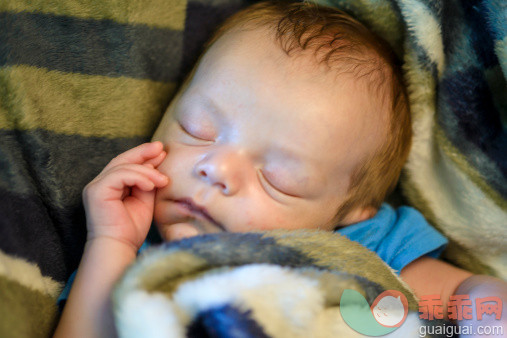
[202,1,412,224]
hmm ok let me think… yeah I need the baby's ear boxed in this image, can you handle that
[341,206,377,225]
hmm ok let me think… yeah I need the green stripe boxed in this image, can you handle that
[0,128,149,200]
[0,0,187,30]
[0,275,58,338]
[434,125,507,211]
[0,65,176,137]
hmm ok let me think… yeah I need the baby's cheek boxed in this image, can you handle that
[232,213,255,231]
[248,213,288,231]
[231,210,265,232]
[272,216,287,229]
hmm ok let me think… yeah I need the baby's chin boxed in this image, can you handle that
[157,222,221,242]
[162,223,200,241]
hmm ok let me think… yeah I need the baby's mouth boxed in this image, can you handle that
[172,198,226,231]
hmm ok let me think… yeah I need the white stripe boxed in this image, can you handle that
[399,0,445,75]
[0,249,63,298]
[403,52,507,275]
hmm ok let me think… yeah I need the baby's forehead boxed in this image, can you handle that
[193,24,389,133]
[202,26,345,85]
[209,23,386,85]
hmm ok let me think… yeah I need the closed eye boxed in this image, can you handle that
[178,121,214,142]
[258,169,300,198]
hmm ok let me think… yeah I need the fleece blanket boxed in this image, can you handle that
[113,230,449,337]
[0,0,505,337]
[0,0,248,336]
[313,0,507,278]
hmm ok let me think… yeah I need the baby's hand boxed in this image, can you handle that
[83,142,169,250]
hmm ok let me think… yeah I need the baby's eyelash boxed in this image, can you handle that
[178,121,194,136]
[178,121,213,142]
[258,169,300,198]
[258,170,277,191]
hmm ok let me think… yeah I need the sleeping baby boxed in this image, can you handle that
[55,2,506,337]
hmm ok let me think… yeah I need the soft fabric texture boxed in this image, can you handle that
[0,0,248,336]
[113,230,447,338]
[336,203,448,274]
[313,0,507,278]
[0,0,505,336]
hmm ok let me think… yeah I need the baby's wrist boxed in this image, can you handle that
[85,235,139,257]
[86,219,145,252]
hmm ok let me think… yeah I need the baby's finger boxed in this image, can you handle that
[104,142,164,171]
[123,186,156,227]
[84,169,156,205]
[100,169,157,201]
[108,163,169,187]
[128,185,154,209]
[143,150,167,168]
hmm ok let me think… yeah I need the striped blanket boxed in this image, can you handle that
[0,0,505,336]
[113,230,440,337]
[0,0,247,336]
[316,0,506,277]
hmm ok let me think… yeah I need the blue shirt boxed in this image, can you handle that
[336,203,448,274]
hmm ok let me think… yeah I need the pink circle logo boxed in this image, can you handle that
[370,290,409,327]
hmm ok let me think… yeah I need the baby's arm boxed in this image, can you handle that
[401,257,507,337]
[54,142,169,338]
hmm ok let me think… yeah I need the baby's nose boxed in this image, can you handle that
[193,148,251,196]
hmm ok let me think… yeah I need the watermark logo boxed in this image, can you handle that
[341,290,503,337]
[340,289,408,336]
[372,290,409,327]
[418,294,502,321]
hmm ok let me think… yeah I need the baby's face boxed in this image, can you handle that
[153,27,384,241]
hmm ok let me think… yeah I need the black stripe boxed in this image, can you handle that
[439,68,507,198]
[0,128,149,204]
[0,128,149,281]
[0,187,77,283]
[0,11,183,81]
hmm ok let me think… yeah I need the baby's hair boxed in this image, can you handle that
[203,1,412,224]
